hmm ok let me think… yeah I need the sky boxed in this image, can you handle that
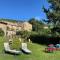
[0,0,49,21]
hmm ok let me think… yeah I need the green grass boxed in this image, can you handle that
[0,36,60,60]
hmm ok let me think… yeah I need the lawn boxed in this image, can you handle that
[0,36,60,60]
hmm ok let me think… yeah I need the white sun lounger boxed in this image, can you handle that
[4,42,21,55]
[21,43,31,54]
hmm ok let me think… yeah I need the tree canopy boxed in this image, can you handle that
[28,18,44,32]
[43,0,60,35]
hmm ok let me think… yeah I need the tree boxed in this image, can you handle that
[29,18,44,32]
[43,0,60,35]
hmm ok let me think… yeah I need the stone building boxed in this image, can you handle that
[22,22,32,31]
[0,21,32,36]
[0,22,7,36]
[17,22,32,31]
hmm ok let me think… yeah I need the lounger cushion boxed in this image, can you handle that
[21,43,31,54]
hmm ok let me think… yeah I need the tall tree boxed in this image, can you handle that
[43,0,60,35]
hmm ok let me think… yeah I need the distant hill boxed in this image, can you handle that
[0,18,17,23]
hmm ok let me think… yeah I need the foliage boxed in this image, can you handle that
[0,18,17,23]
[30,34,60,45]
[16,31,21,36]
[34,26,50,36]
[43,0,60,36]
[28,18,52,36]
[16,31,31,42]
[10,37,21,50]
[29,18,44,32]
[0,28,4,36]
[7,26,15,31]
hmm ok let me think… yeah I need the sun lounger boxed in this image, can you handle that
[21,43,31,54]
[4,42,21,55]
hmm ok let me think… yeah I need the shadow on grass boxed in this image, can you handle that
[20,48,31,55]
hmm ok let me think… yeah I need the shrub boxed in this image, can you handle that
[0,28,4,36]
[10,38,21,50]
[30,34,60,45]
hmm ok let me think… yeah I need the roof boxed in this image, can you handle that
[0,21,7,25]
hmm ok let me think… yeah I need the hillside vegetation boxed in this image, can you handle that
[0,18,17,23]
